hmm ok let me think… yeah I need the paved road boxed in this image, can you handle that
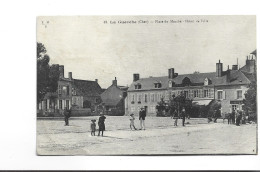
[37,117,257,155]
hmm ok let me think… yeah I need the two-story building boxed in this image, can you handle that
[125,50,256,116]
[38,65,103,116]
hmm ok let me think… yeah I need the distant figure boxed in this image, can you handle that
[170,108,174,119]
[236,111,242,126]
[173,109,178,126]
[231,111,236,124]
[181,108,186,126]
[98,113,106,136]
[64,108,71,126]
[213,110,220,123]
[129,114,137,130]
[91,119,96,136]
[227,113,231,124]
[139,108,146,130]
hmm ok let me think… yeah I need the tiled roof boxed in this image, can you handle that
[73,79,102,97]
[101,85,124,106]
[240,71,256,83]
[128,70,252,91]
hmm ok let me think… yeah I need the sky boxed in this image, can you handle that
[37,16,256,88]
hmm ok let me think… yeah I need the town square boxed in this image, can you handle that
[36,16,257,155]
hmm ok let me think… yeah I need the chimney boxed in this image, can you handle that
[133,74,140,82]
[232,65,238,70]
[112,77,117,86]
[226,65,231,82]
[95,79,98,83]
[68,72,72,80]
[59,65,64,78]
[246,55,256,73]
[168,68,175,79]
[216,60,223,77]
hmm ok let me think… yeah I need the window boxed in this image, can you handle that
[72,97,76,105]
[150,105,155,112]
[59,100,62,109]
[145,94,148,102]
[194,90,199,98]
[131,106,135,112]
[217,91,223,100]
[135,84,141,89]
[72,88,76,95]
[58,85,62,94]
[237,90,242,99]
[204,90,209,98]
[155,83,162,88]
[62,86,67,95]
[67,86,70,95]
[184,91,188,98]
[151,94,154,102]
[232,105,238,112]
[66,100,70,109]
[138,94,142,103]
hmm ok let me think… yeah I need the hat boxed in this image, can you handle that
[91,119,96,122]
[130,114,134,116]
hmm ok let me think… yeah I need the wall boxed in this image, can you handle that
[215,84,248,114]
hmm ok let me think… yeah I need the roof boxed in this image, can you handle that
[240,71,256,83]
[251,50,257,56]
[101,85,125,106]
[128,70,252,91]
[73,79,102,97]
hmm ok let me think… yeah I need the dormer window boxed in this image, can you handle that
[154,83,162,88]
[204,78,212,85]
[168,80,175,87]
[182,77,191,86]
[135,83,141,89]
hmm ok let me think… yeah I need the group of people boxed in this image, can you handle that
[224,110,243,126]
[129,107,146,130]
[90,113,106,136]
[171,108,187,127]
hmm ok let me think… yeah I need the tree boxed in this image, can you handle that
[37,43,60,103]
[156,98,167,116]
[243,82,257,122]
[37,42,50,103]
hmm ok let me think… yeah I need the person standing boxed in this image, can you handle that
[90,119,96,136]
[129,114,137,130]
[236,111,242,126]
[139,108,146,130]
[98,112,106,136]
[181,108,186,126]
[173,109,178,126]
[227,113,231,124]
[64,108,71,126]
[231,110,236,124]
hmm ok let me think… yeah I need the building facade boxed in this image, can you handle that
[101,77,128,116]
[125,51,256,116]
[38,65,103,116]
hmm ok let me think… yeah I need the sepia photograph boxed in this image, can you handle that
[36,15,257,155]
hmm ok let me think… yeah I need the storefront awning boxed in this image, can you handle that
[192,100,213,106]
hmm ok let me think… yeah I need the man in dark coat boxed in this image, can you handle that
[98,113,106,136]
[181,108,186,126]
[139,108,146,130]
[231,111,236,124]
[236,111,242,126]
[173,109,178,126]
[64,108,71,126]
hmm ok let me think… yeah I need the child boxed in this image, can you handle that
[91,119,96,136]
[130,114,137,130]
[98,113,106,136]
